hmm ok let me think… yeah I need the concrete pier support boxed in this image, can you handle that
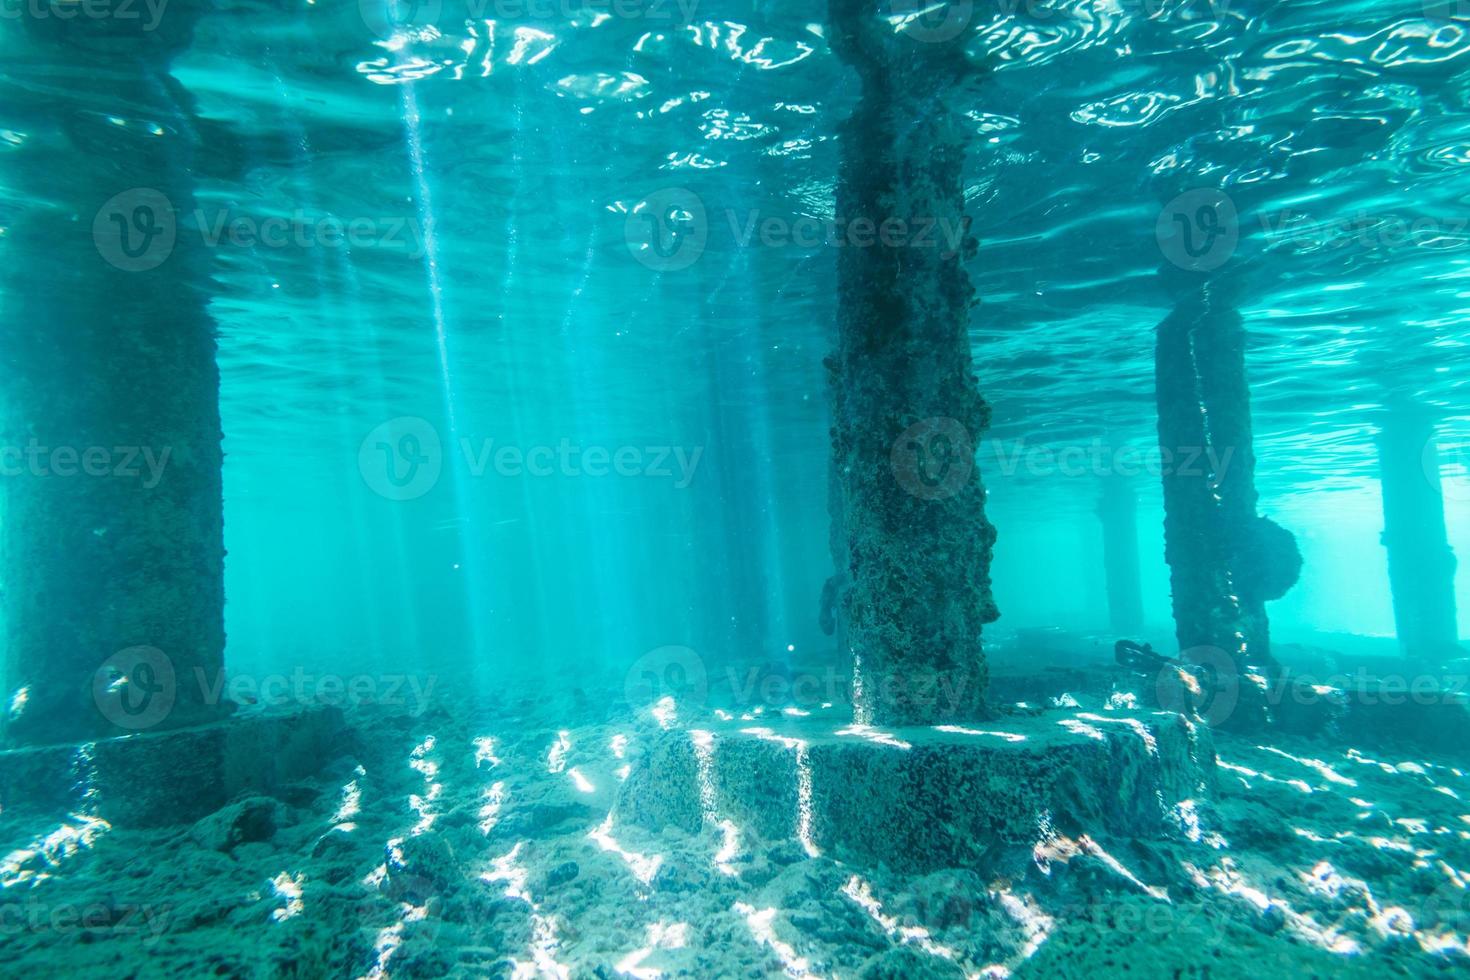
[1377,411,1461,663]
[1097,476,1144,635]
[1155,274,1300,728]
[618,709,1216,875]
[825,1,997,726]
[0,16,228,744]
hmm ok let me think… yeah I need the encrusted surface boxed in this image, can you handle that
[0,707,344,828]
[825,0,997,727]
[619,709,1216,874]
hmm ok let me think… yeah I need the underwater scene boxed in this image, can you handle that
[3,0,1470,976]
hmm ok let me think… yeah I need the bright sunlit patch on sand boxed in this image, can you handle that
[479,781,506,835]
[7,685,28,720]
[1077,713,1157,754]
[589,814,663,885]
[994,889,1054,968]
[735,902,820,978]
[484,841,571,976]
[486,842,530,900]
[0,812,111,888]
[568,767,596,793]
[548,731,572,773]
[743,727,820,857]
[611,733,629,759]
[1172,799,1228,848]
[1218,759,1313,794]
[407,737,441,836]
[269,871,305,922]
[1058,718,1105,741]
[934,724,1027,743]
[1260,746,1357,787]
[360,921,403,980]
[834,724,912,750]
[691,730,744,875]
[1193,858,1362,954]
[331,779,362,826]
[473,736,501,768]
[842,875,960,961]
[614,920,691,979]
[651,697,677,730]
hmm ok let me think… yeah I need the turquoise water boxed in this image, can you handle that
[156,1,1470,676]
[3,2,1470,977]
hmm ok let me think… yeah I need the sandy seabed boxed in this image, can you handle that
[1,669,1467,979]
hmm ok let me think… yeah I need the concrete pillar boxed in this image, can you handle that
[1377,410,1461,663]
[1155,274,1299,728]
[0,14,228,744]
[827,1,996,726]
[1097,476,1144,636]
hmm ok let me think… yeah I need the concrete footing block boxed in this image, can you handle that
[0,707,345,828]
[617,710,1215,874]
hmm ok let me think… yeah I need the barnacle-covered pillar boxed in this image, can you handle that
[1155,271,1300,728]
[1098,475,1144,635]
[0,15,228,744]
[826,0,996,725]
[1377,410,1461,663]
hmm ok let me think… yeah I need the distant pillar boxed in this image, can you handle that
[0,15,228,744]
[1377,411,1461,663]
[827,0,996,726]
[1097,476,1144,636]
[1155,274,1300,728]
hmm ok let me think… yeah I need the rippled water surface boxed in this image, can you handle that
[7,0,1470,664]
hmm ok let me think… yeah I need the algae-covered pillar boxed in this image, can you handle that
[1377,409,1461,663]
[1097,475,1144,636]
[0,14,228,744]
[1154,269,1300,728]
[826,0,996,726]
